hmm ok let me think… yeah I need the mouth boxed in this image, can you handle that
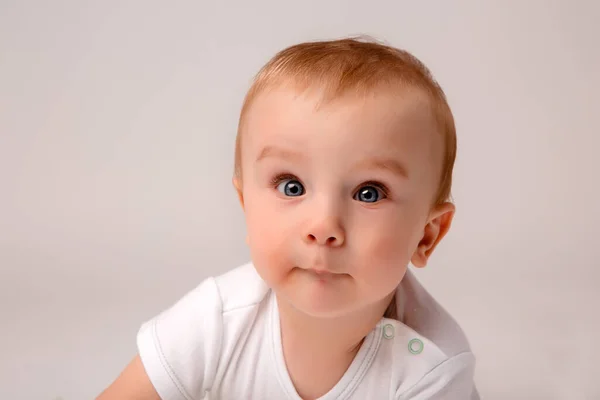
[309,268,334,275]
[303,268,347,280]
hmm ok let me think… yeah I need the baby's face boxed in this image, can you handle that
[237,85,444,318]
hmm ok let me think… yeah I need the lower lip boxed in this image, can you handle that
[306,269,338,281]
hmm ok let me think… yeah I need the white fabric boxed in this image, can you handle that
[137,263,479,400]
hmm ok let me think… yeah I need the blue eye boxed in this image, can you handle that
[355,185,384,203]
[277,179,305,197]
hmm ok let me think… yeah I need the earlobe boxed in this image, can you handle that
[410,202,455,268]
[232,177,244,210]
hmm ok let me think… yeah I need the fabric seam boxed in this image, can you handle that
[335,324,383,400]
[396,351,474,398]
[151,318,195,400]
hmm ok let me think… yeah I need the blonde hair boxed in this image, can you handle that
[234,36,457,207]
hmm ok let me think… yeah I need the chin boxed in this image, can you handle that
[288,297,352,319]
[280,270,359,318]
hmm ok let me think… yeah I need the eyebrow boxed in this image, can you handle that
[256,146,305,163]
[256,145,409,180]
[354,157,410,180]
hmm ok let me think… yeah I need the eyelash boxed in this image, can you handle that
[270,173,299,187]
[270,174,390,199]
[358,180,390,198]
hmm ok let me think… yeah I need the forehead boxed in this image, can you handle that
[242,85,442,177]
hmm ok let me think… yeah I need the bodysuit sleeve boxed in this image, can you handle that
[395,351,479,400]
[136,277,223,400]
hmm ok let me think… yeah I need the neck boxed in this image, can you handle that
[276,291,395,355]
[276,291,396,399]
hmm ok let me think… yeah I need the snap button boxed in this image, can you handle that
[408,338,424,354]
[383,324,394,339]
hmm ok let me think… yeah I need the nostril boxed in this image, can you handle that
[305,234,343,245]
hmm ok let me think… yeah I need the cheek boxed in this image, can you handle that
[357,213,412,259]
[352,212,417,283]
[244,195,294,283]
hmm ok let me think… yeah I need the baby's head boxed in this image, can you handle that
[233,37,456,319]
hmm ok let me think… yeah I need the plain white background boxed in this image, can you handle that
[1,1,598,399]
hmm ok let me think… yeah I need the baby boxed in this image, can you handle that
[98,37,479,400]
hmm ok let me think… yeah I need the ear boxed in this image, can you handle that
[232,176,244,210]
[411,202,455,268]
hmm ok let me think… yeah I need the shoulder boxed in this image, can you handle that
[383,269,478,399]
[397,269,473,357]
[213,261,270,312]
[140,262,269,349]
[376,320,478,399]
[136,262,270,400]
[393,348,479,399]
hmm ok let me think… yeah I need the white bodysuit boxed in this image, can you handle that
[137,262,479,399]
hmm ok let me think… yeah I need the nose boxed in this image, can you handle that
[304,216,345,247]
